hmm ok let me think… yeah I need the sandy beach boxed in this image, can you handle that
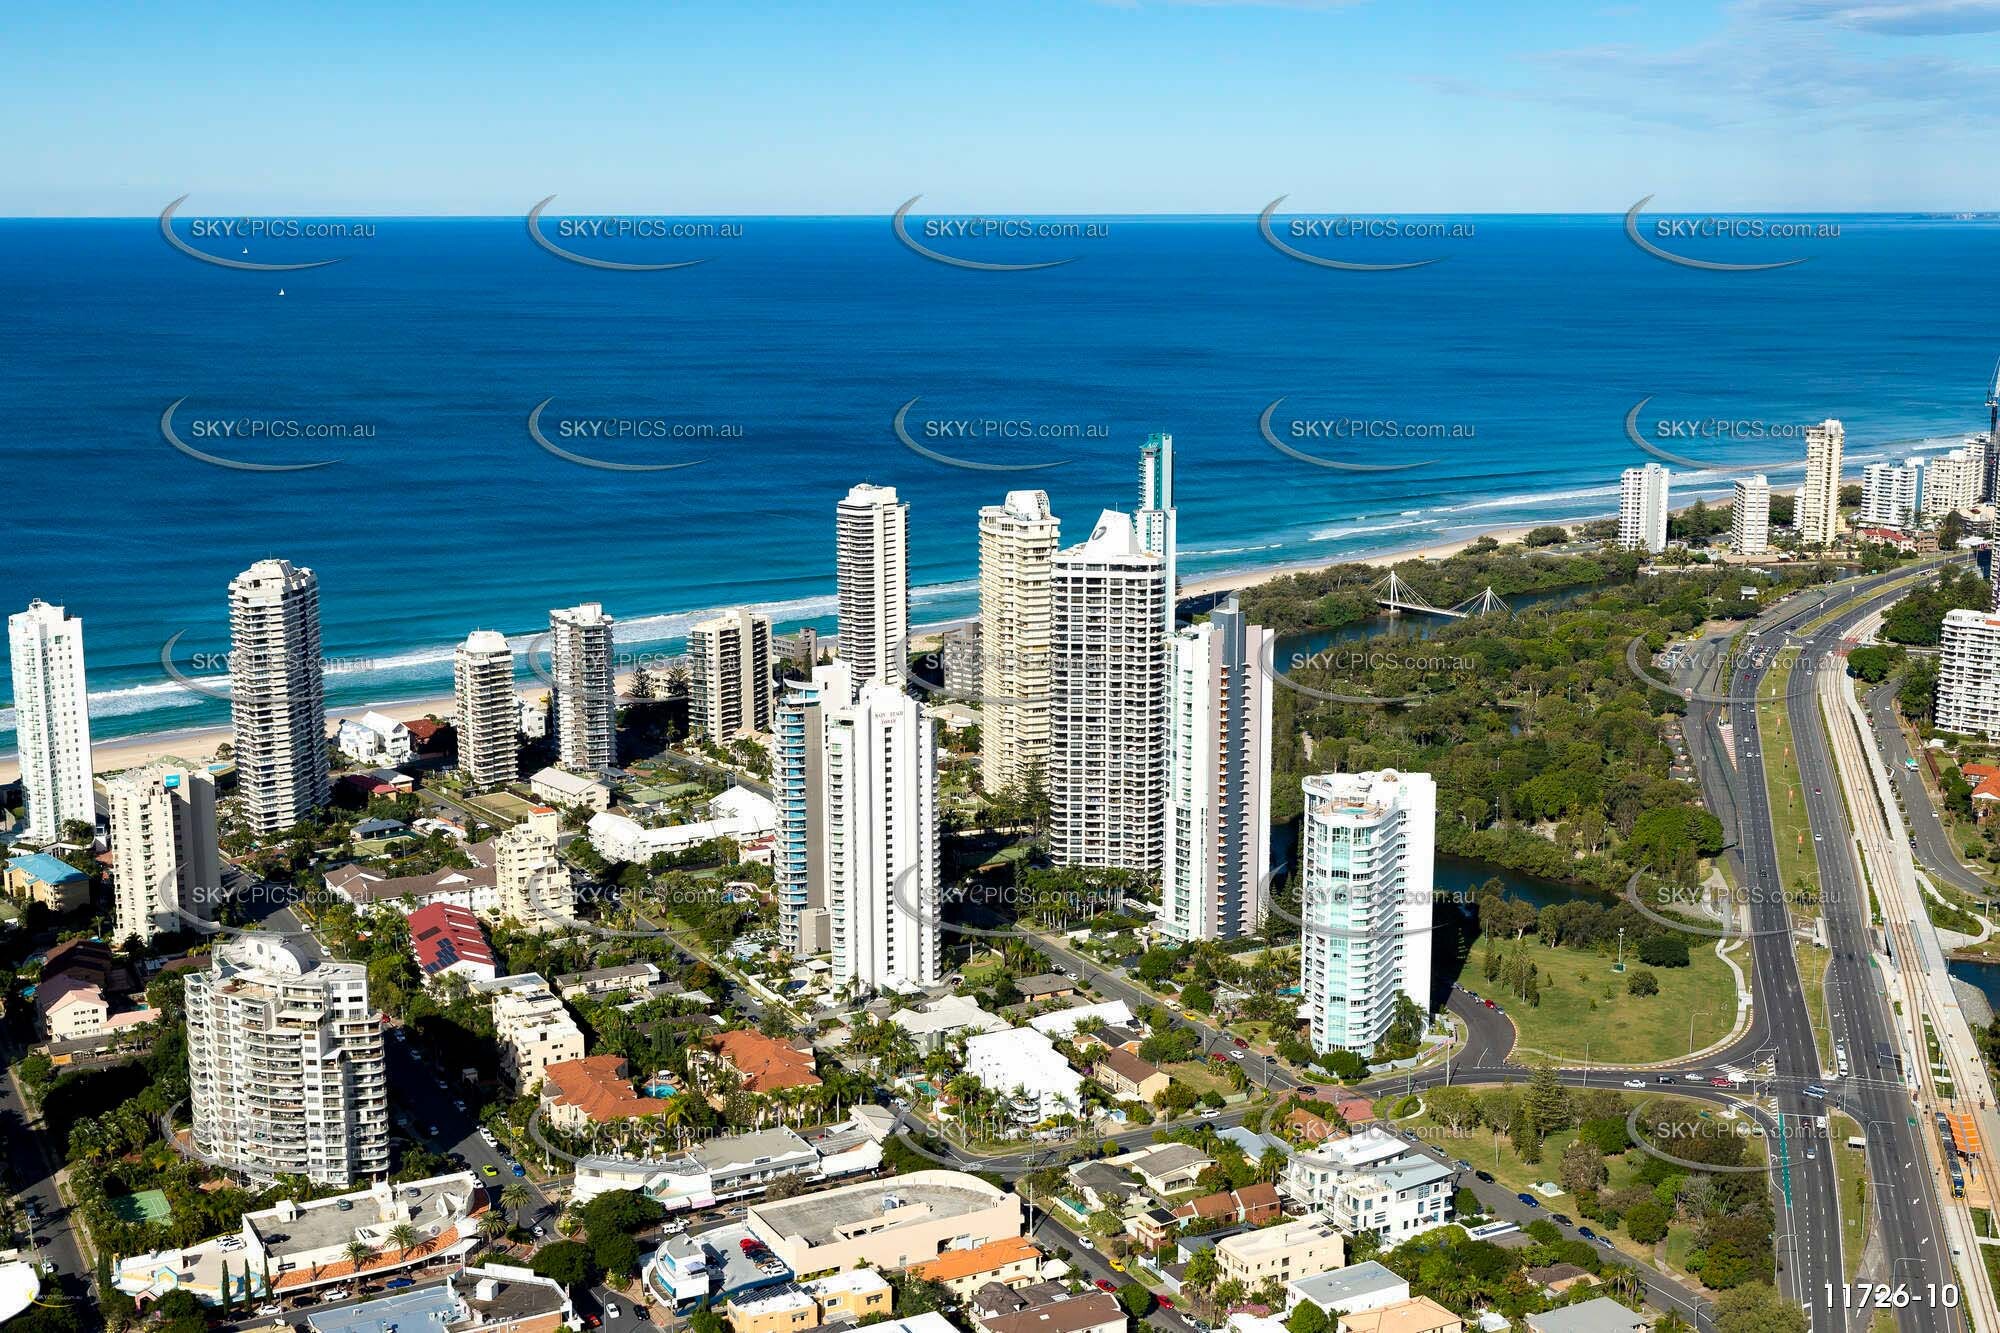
[3,519,1559,786]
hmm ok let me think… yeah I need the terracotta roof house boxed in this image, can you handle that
[407,901,498,985]
[700,1029,821,1095]
[1284,1107,1339,1145]
[911,1236,1043,1296]
[540,1054,673,1131]
[1964,763,2000,821]
[1174,1182,1281,1227]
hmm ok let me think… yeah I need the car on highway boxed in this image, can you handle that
[1228,1051,1244,1061]
[1232,1037,1248,1048]
[1710,1078,1731,1087]
[1803,1084,1826,1099]
[1623,1079,1646,1089]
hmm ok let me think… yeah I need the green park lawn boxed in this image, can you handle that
[1413,1092,1753,1289]
[1475,935,1740,1065]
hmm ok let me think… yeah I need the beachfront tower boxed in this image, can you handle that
[1162,597,1273,942]
[1731,475,1771,555]
[1137,433,1178,632]
[228,560,331,836]
[1800,418,1845,546]
[689,607,774,743]
[549,602,616,772]
[453,630,519,790]
[977,489,1061,796]
[836,484,910,691]
[823,680,940,992]
[7,599,95,843]
[1050,510,1169,874]
[1616,463,1670,555]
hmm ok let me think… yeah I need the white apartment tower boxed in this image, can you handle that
[1800,419,1845,546]
[823,681,940,992]
[835,484,910,690]
[977,489,1061,794]
[7,600,95,843]
[1299,769,1436,1054]
[106,765,221,945]
[186,937,389,1186]
[1860,459,1923,530]
[1162,598,1274,942]
[1923,446,1984,520]
[1730,475,1771,555]
[496,806,576,931]
[550,602,615,771]
[1937,610,2000,740]
[1616,464,1670,554]
[774,661,854,955]
[689,607,773,743]
[1137,433,1178,632]
[228,560,331,835]
[453,630,519,790]
[1050,510,1169,874]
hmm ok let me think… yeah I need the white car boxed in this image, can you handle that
[662,1220,687,1236]
[1623,1079,1646,1089]
[257,1305,282,1317]
[606,1303,622,1319]
[1199,1108,1221,1119]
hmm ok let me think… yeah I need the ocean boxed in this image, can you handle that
[4,211,1996,749]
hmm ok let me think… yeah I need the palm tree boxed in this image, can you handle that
[387,1223,421,1261]
[478,1211,510,1244]
[342,1239,375,1280]
[500,1181,533,1227]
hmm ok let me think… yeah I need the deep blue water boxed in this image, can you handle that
[5,212,1998,747]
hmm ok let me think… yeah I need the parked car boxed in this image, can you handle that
[1475,1170,1495,1183]
[482,1164,499,1177]
[1095,1280,1118,1293]
[1516,1193,1539,1209]
[385,1278,415,1289]
[1551,1214,1573,1228]
[606,1302,622,1318]
[512,1163,527,1176]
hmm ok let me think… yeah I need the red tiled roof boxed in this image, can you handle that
[541,1055,672,1123]
[705,1029,820,1093]
[407,902,496,976]
[911,1236,1041,1283]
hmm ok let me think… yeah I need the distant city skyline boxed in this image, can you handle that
[11,1,2000,216]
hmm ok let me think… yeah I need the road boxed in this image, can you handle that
[0,1043,85,1315]
[1864,679,2000,904]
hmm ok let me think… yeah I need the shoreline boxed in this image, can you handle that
[0,510,1647,785]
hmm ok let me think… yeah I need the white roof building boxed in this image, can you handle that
[963,1027,1083,1121]
[335,710,413,766]
[588,787,778,863]
[1025,999,1135,1038]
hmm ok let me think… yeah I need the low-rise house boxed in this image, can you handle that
[1337,1296,1464,1333]
[891,994,1010,1051]
[1131,1207,1180,1249]
[1284,1107,1339,1145]
[1963,762,2000,821]
[530,765,612,813]
[555,961,663,999]
[1172,1182,1280,1229]
[1067,1161,1147,1215]
[1094,1048,1168,1104]
[540,1055,673,1131]
[1107,1143,1213,1196]
[724,1269,894,1333]
[698,1029,821,1097]
[1072,1021,1148,1054]
[1014,973,1078,1002]
[335,710,414,766]
[1522,1298,1649,1333]
[3,852,89,913]
[1027,1000,1135,1040]
[911,1236,1042,1297]
[1287,1262,1410,1319]
[324,839,500,916]
[1524,1264,1595,1297]
[980,1290,1127,1333]
[408,902,498,986]
[1215,1213,1345,1289]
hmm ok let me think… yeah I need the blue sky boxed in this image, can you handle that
[6,0,1999,215]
